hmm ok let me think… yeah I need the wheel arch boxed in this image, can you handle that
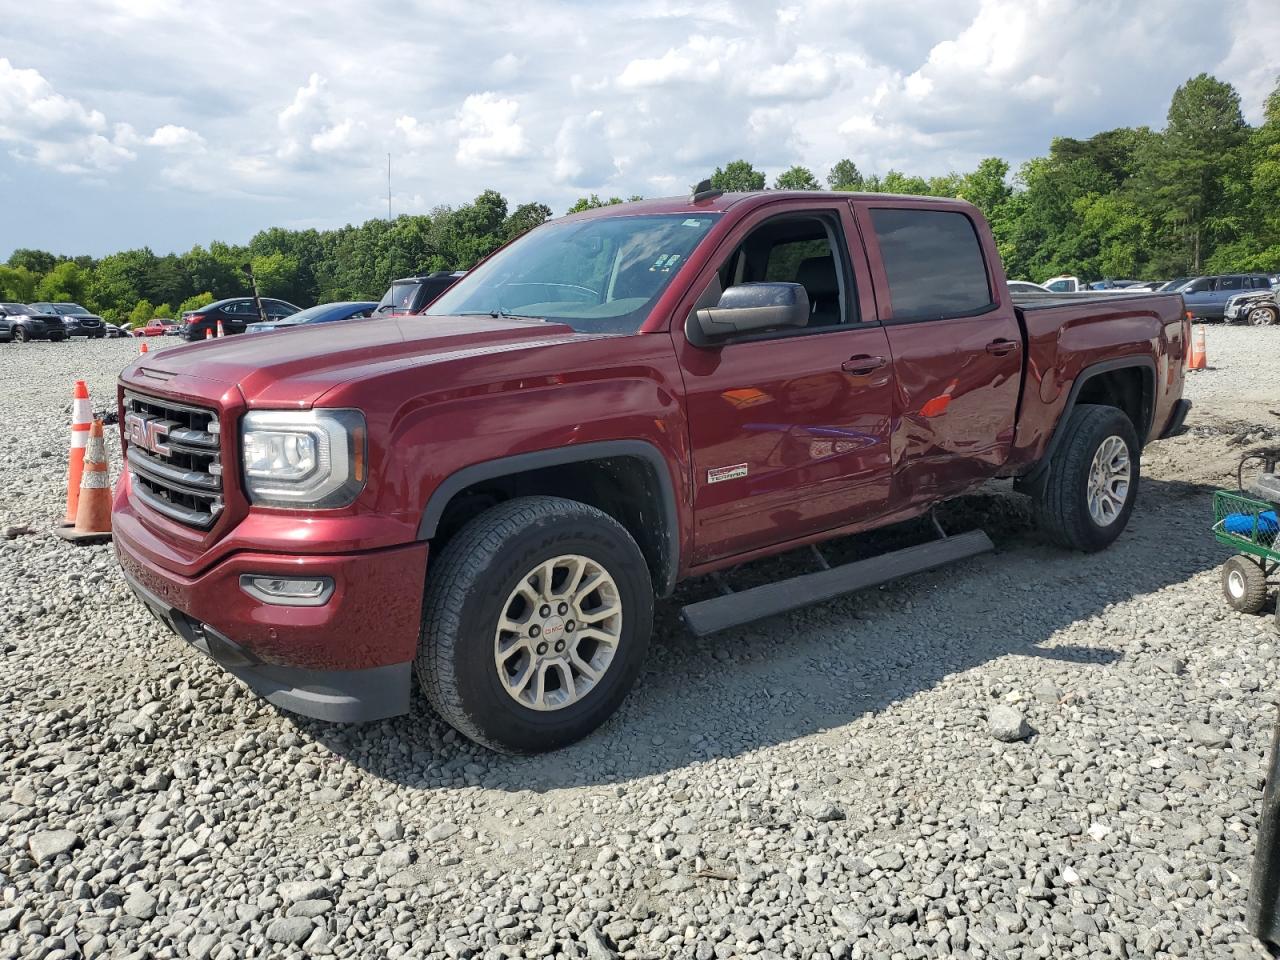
[1017,356,1155,497]
[417,440,680,596]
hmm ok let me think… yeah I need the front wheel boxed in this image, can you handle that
[417,496,653,753]
[1222,556,1269,614]
[1247,305,1278,327]
[14,326,29,343]
[1034,404,1141,551]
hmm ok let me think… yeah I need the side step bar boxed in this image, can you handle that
[680,529,994,637]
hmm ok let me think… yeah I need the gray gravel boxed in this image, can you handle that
[2,333,1278,959]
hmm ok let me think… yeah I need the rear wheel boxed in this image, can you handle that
[1034,404,1140,551]
[1222,556,1269,614]
[417,496,653,753]
[1247,305,1278,326]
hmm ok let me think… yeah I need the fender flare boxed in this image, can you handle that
[1017,356,1156,496]
[416,439,681,595]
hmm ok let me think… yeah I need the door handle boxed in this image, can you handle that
[985,338,1020,356]
[841,355,887,375]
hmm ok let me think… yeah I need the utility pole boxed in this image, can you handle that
[387,153,392,221]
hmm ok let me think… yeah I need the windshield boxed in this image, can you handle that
[1,303,34,314]
[425,214,719,334]
[277,304,334,324]
[55,304,91,315]
[377,283,421,314]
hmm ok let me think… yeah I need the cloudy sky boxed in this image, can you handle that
[1,0,1276,260]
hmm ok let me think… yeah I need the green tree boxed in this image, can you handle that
[827,159,864,191]
[709,160,765,192]
[566,194,624,214]
[249,252,301,299]
[34,261,89,302]
[128,299,155,327]
[1137,73,1247,272]
[0,265,38,301]
[773,165,821,190]
[958,158,1012,217]
[177,292,216,314]
[7,249,57,275]
[503,202,553,241]
[153,302,174,318]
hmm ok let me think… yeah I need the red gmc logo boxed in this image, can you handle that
[124,412,171,456]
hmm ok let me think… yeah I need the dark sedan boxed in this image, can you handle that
[180,297,302,339]
[246,301,379,333]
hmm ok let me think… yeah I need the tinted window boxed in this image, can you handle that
[1219,276,1243,291]
[1046,279,1073,293]
[1184,278,1213,293]
[871,209,992,321]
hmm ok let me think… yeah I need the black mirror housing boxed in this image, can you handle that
[693,282,810,342]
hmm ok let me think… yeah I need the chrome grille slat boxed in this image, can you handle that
[123,391,223,529]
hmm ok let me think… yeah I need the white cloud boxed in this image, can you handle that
[0,0,1272,258]
[147,124,205,150]
[454,92,528,165]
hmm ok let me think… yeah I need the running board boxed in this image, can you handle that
[680,529,994,637]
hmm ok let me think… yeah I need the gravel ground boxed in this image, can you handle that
[2,329,1279,960]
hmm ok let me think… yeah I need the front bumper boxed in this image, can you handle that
[113,511,429,723]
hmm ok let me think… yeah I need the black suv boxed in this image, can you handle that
[374,271,465,316]
[0,303,65,342]
[180,297,302,340]
[30,302,106,338]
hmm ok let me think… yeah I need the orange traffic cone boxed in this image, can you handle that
[216,319,225,338]
[140,341,149,354]
[205,328,213,340]
[63,381,92,526]
[1187,324,1207,371]
[56,419,113,545]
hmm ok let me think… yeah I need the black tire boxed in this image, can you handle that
[1222,556,1269,614]
[48,335,65,343]
[1034,404,1141,551]
[417,496,654,753]
[14,326,29,343]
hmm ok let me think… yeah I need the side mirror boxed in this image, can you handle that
[692,282,810,342]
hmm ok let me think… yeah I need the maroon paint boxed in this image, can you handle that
[113,191,1187,677]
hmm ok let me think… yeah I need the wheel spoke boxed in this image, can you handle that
[494,552,623,712]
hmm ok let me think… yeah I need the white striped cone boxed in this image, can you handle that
[65,380,92,524]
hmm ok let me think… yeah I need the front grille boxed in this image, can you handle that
[124,391,223,529]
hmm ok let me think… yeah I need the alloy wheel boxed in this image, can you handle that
[1087,435,1131,527]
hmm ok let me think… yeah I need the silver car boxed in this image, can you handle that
[1223,290,1279,326]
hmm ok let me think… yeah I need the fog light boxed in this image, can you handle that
[239,574,334,606]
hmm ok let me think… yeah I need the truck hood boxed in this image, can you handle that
[120,315,584,407]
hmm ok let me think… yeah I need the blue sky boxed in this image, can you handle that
[1,0,1276,260]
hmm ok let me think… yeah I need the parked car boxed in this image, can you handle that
[246,301,378,334]
[179,297,302,340]
[1180,274,1275,321]
[1008,280,1051,294]
[30,302,106,338]
[1157,277,1193,292]
[104,323,129,338]
[133,319,171,337]
[373,271,465,316]
[1042,276,1136,294]
[114,190,1190,752]
[1223,289,1279,326]
[0,303,65,342]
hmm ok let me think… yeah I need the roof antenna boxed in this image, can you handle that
[690,179,724,203]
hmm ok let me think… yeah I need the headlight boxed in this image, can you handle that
[240,409,366,508]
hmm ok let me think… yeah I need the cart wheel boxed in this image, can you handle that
[1222,556,1269,614]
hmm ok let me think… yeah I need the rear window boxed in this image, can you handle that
[870,208,992,322]
[378,282,421,313]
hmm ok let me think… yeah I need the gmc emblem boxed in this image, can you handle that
[125,412,171,456]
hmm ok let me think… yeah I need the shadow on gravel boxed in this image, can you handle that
[300,475,1224,791]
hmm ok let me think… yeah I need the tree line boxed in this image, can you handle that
[1,72,1276,327]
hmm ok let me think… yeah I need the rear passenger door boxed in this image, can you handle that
[854,203,1023,509]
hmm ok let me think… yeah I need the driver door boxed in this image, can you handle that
[673,202,896,565]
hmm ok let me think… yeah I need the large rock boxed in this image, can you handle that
[29,830,80,862]
[265,916,314,945]
[988,706,1033,742]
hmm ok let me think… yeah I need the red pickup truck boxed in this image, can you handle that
[112,189,1190,752]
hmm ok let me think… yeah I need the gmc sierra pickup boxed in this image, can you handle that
[112,189,1191,752]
